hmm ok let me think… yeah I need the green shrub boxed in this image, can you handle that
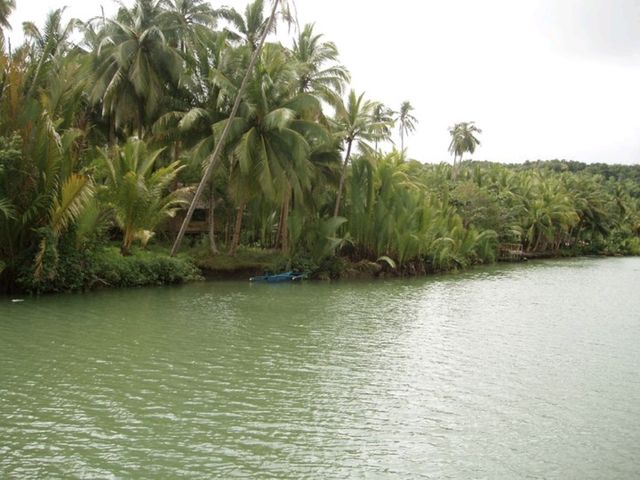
[16,236,96,294]
[92,247,202,288]
[620,237,640,256]
[17,244,202,294]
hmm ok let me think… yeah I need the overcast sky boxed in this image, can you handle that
[6,0,640,164]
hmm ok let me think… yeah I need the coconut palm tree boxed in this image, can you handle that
[448,121,482,168]
[153,32,236,254]
[564,173,610,247]
[90,0,183,137]
[160,0,221,76]
[22,8,80,97]
[291,23,350,106]
[397,101,417,152]
[218,0,275,51]
[332,90,379,217]
[0,0,14,32]
[218,44,322,254]
[513,171,579,252]
[161,0,219,45]
[170,0,285,256]
[371,102,395,152]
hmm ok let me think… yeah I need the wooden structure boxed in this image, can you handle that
[166,187,210,234]
[499,243,524,261]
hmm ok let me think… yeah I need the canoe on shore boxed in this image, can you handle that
[249,271,305,283]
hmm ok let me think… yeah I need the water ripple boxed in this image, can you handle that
[1,257,639,478]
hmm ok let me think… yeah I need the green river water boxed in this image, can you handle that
[1,257,639,479]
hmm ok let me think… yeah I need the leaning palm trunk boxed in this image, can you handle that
[333,139,353,217]
[171,0,281,256]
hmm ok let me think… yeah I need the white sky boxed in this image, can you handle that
[6,0,640,164]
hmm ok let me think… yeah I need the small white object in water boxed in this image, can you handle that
[11,299,24,303]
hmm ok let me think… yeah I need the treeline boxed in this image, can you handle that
[0,0,638,293]
[517,160,640,187]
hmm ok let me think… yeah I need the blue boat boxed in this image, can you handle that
[249,271,305,283]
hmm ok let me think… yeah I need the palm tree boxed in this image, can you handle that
[33,173,96,279]
[161,0,219,44]
[291,23,350,106]
[0,194,13,221]
[154,32,234,254]
[170,0,283,256]
[397,101,417,152]
[0,0,13,47]
[160,0,220,72]
[218,0,275,51]
[90,0,183,137]
[332,90,379,217]
[564,173,610,247]
[371,102,395,152]
[100,137,188,254]
[513,171,579,252]
[219,44,321,254]
[0,56,96,283]
[22,8,80,97]
[0,0,14,32]
[448,121,482,168]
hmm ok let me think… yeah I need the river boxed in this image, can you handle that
[1,257,639,478]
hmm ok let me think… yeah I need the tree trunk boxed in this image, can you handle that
[452,153,459,180]
[333,139,353,218]
[121,230,134,256]
[224,220,229,248]
[170,141,182,191]
[174,141,181,163]
[170,0,281,257]
[109,114,116,146]
[533,231,543,252]
[229,202,245,257]
[137,101,145,139]
[275,206,284,249]
[280,187,291,253]
[208,185,219,255]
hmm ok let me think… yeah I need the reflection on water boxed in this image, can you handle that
[1,257,639,478]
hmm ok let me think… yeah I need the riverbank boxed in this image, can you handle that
[187,246,610,281]
[185,246,287,280]
[5,239,633,295]
[10,246,201,294]
[194,247,636,281]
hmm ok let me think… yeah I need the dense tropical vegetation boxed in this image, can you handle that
[1,0,639,293]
